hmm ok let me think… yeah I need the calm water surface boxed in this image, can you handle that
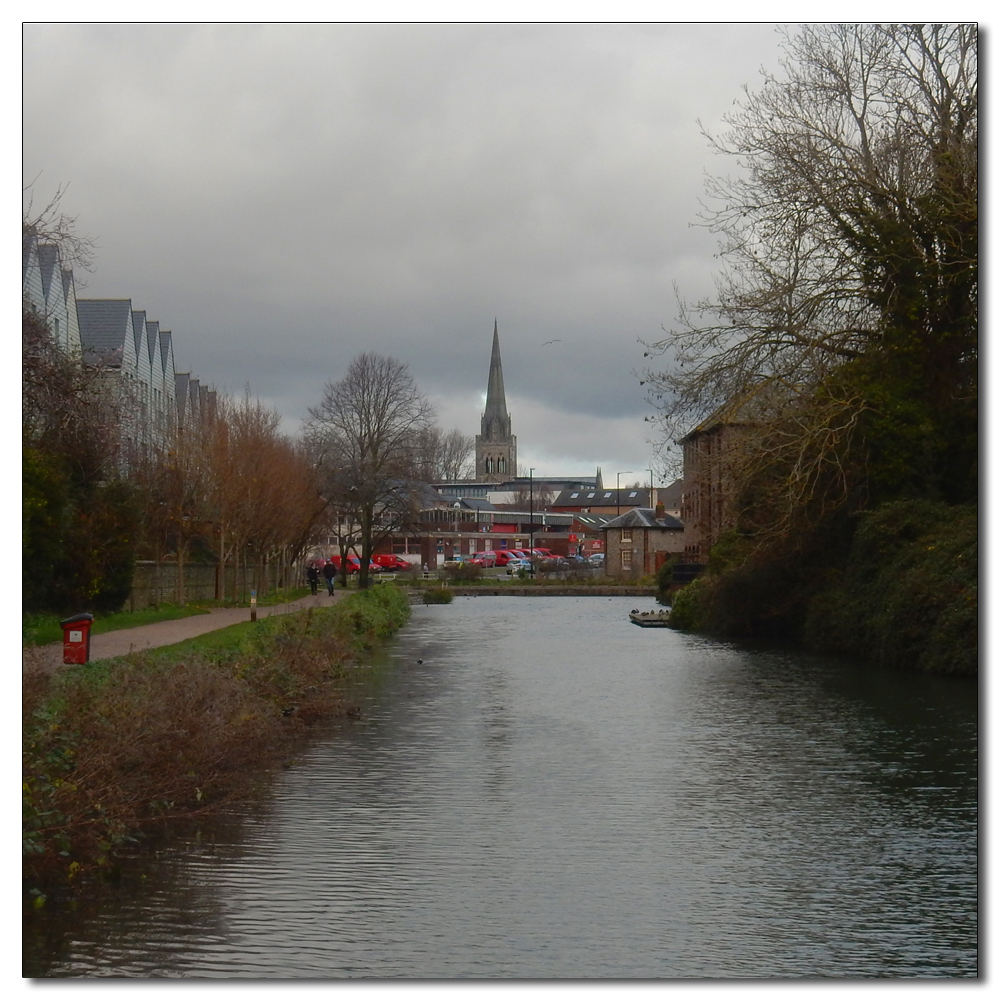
[26,595,978,978]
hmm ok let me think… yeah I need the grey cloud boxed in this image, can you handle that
[24,22,783,473]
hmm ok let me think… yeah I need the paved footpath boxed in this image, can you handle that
[23,591,344,675]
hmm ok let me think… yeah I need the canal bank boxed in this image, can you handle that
[23,587,412,897]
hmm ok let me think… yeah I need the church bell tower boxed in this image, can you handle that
[475,320,517,482]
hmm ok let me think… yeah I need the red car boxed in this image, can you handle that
[331,554,379,574]
[467,551,498,567]
[373,554,412,571]
[494,550,528,566]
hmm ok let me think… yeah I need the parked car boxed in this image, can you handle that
[373,554,412,572]
[332,554,380,574]
[586,553,605,568]
[467,551,498,567]
[505,558,533,575]
[528,548,554,560]
[494,550,527,567]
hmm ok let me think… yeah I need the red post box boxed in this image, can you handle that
[59,613,94,664]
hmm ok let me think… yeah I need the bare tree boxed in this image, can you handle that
[409,426,474,482]
[642,23,977,546]
[308,353,434,588]
[23,182,97,274]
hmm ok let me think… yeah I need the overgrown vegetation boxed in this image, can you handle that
[23,586,410,899]
[803,502,977,675]
[422,586,454,604]
[644,25,977,670]
[669,501,977,676]
[23,308,140,615]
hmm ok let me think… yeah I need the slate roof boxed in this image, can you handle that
[457,497,496,511]
[77,299,133,366]
[553,487,649,507]
[602,508,684,531]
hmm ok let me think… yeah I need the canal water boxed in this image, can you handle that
[25,595,978,978]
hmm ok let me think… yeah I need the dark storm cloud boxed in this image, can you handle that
[23,21,784,476]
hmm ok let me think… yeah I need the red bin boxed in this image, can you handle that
[59,613,94,664]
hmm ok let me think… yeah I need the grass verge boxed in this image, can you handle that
[23,604,211,648]
[23,585,410,901]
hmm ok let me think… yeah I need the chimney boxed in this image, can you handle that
[655,501,665,521]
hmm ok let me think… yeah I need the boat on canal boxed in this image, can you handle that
[629,608,671,627]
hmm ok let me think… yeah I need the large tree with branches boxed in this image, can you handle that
[308,353,434,589]
[643,23,977,548]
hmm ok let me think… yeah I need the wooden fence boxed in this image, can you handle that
[127,561,302,610]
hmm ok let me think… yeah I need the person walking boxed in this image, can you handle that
[323,559,336,596]
[306,562,320,595]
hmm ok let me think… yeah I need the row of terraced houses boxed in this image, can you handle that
[23,225,215,456]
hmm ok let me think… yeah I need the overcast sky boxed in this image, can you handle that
[23,21,788,482]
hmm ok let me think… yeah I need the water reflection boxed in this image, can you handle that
[26,596,977,978]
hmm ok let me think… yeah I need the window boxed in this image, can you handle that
[587,493,595,498]
[621,529,632,543]
[621,549,633,569]
[570,492,579,498]
[604,492,612,498]
[629,491,638,498]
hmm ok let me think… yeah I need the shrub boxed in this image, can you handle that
[443,562,482,582]
[803,500,977,674]
[668,576,714,630]
[423,586,453,605]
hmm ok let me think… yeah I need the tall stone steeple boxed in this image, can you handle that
[475,320,517,481]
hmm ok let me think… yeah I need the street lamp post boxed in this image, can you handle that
[617,471,633,518]
[529,467,535,576]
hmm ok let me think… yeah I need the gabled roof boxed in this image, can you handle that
[131,310,146,363]
[602,507,684,531]
[37,245,59,301]
[146,321,160,368]
[78,299,133,366]
[159,330,173,374]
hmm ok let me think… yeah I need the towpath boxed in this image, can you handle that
[23,591,343,675]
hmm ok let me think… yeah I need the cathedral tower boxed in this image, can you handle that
[475,320,517,482]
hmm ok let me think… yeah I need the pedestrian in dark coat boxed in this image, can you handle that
[323,559,336,595]
[306,563,320,595]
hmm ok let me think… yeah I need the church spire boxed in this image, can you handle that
[475,320,516,481]
[483,318,509,427]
